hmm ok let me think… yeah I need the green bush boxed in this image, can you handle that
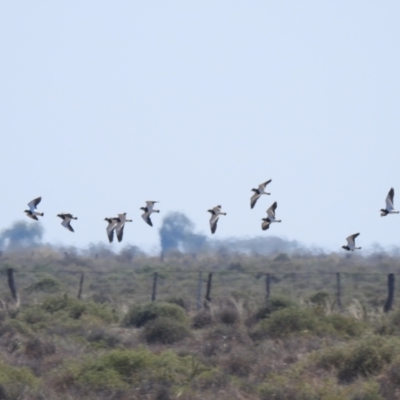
[0,357,39,396]
[26,277,62,293]
[143,317,190,344]
[40,295,117,323]
[253,296,295,322]
[316,335,399,382]
[254,308,366,340]
[20,307,50,326]
[59,348,208,391]
[256,308,320,339]
[122,302,187,328]
[324,314,366,337]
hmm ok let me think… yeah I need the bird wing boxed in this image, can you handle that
[346,233,360,246]
[262,220,271,231]
[28,197,41,211]
[386,188,395,210]
[210,215,219,234]
[61,218,74,232]
[260,179,272,190]
[28,214,39,221]
[267,202,277,218]
[250,193,261,209]
[116,222,125,242]
[141,212,153,227]
[106,220,117,243]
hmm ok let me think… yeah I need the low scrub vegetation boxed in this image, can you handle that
[0,248,398,398]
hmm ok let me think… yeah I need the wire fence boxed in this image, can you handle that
[0,268,397,313]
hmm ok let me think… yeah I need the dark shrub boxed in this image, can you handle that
[143,317,190,344]
[309,291,330,306]
[25,337,56,359]
[192,310,213,329]
[86,328,121,348]
[217,307,240,325]
[122,302,187,328]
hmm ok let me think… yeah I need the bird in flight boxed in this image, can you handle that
[140,201,160,227]
[261,201,281,230]
[115,213,132,242]
[342,233,361,251]
[207,205,227,234]
[380,188,399,216]
[104,217,120,243]
[250,179,272,209]
[57,213,78,232]
[24,197,44,221]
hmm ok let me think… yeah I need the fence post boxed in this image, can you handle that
[77,272,85,299]
[197,272,203,311]
[384,273,395,313]
[265,273,270,301]
[336,273,342,310]
[204,273,213,308]
[151,272,158,302]
[7,268,19,307]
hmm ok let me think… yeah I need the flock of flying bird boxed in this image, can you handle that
[22,182,399,250]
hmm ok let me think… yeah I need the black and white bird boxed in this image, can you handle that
[251,179,272,209]
[24,197,44,221]
[380,188,399,217]
[207,205,227,234]
[140,201,160,227]
[115,213,132,242]
[104,217,120,243]
[342,233,361,251]
[261,201,281,230]
[57,213,77,232]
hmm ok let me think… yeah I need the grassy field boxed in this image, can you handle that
[0,247,398,398]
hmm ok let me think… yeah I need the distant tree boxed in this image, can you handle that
[159,212,207,254]
[0,221,44,250]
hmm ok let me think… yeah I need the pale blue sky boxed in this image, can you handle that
[0,2,399,252]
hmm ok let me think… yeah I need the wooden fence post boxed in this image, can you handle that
[7,268,19,307]
[77,272,85,299]
[265,273,270,301]
[151,272,158,302]
[336,273,342,310]
[204,273,213,308]
[384,273,395,313]
[197,272,203,311]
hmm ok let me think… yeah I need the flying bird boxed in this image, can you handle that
[115,213,132,242]
[207,205,227,234]
[140,201,160,227]
[251,179,272,209]
[57,213,77,232]
[24,197,44,221]
[261,202,282,231]
[380,188,399,216]
[342,233,361,251]
[104,217,120,243]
